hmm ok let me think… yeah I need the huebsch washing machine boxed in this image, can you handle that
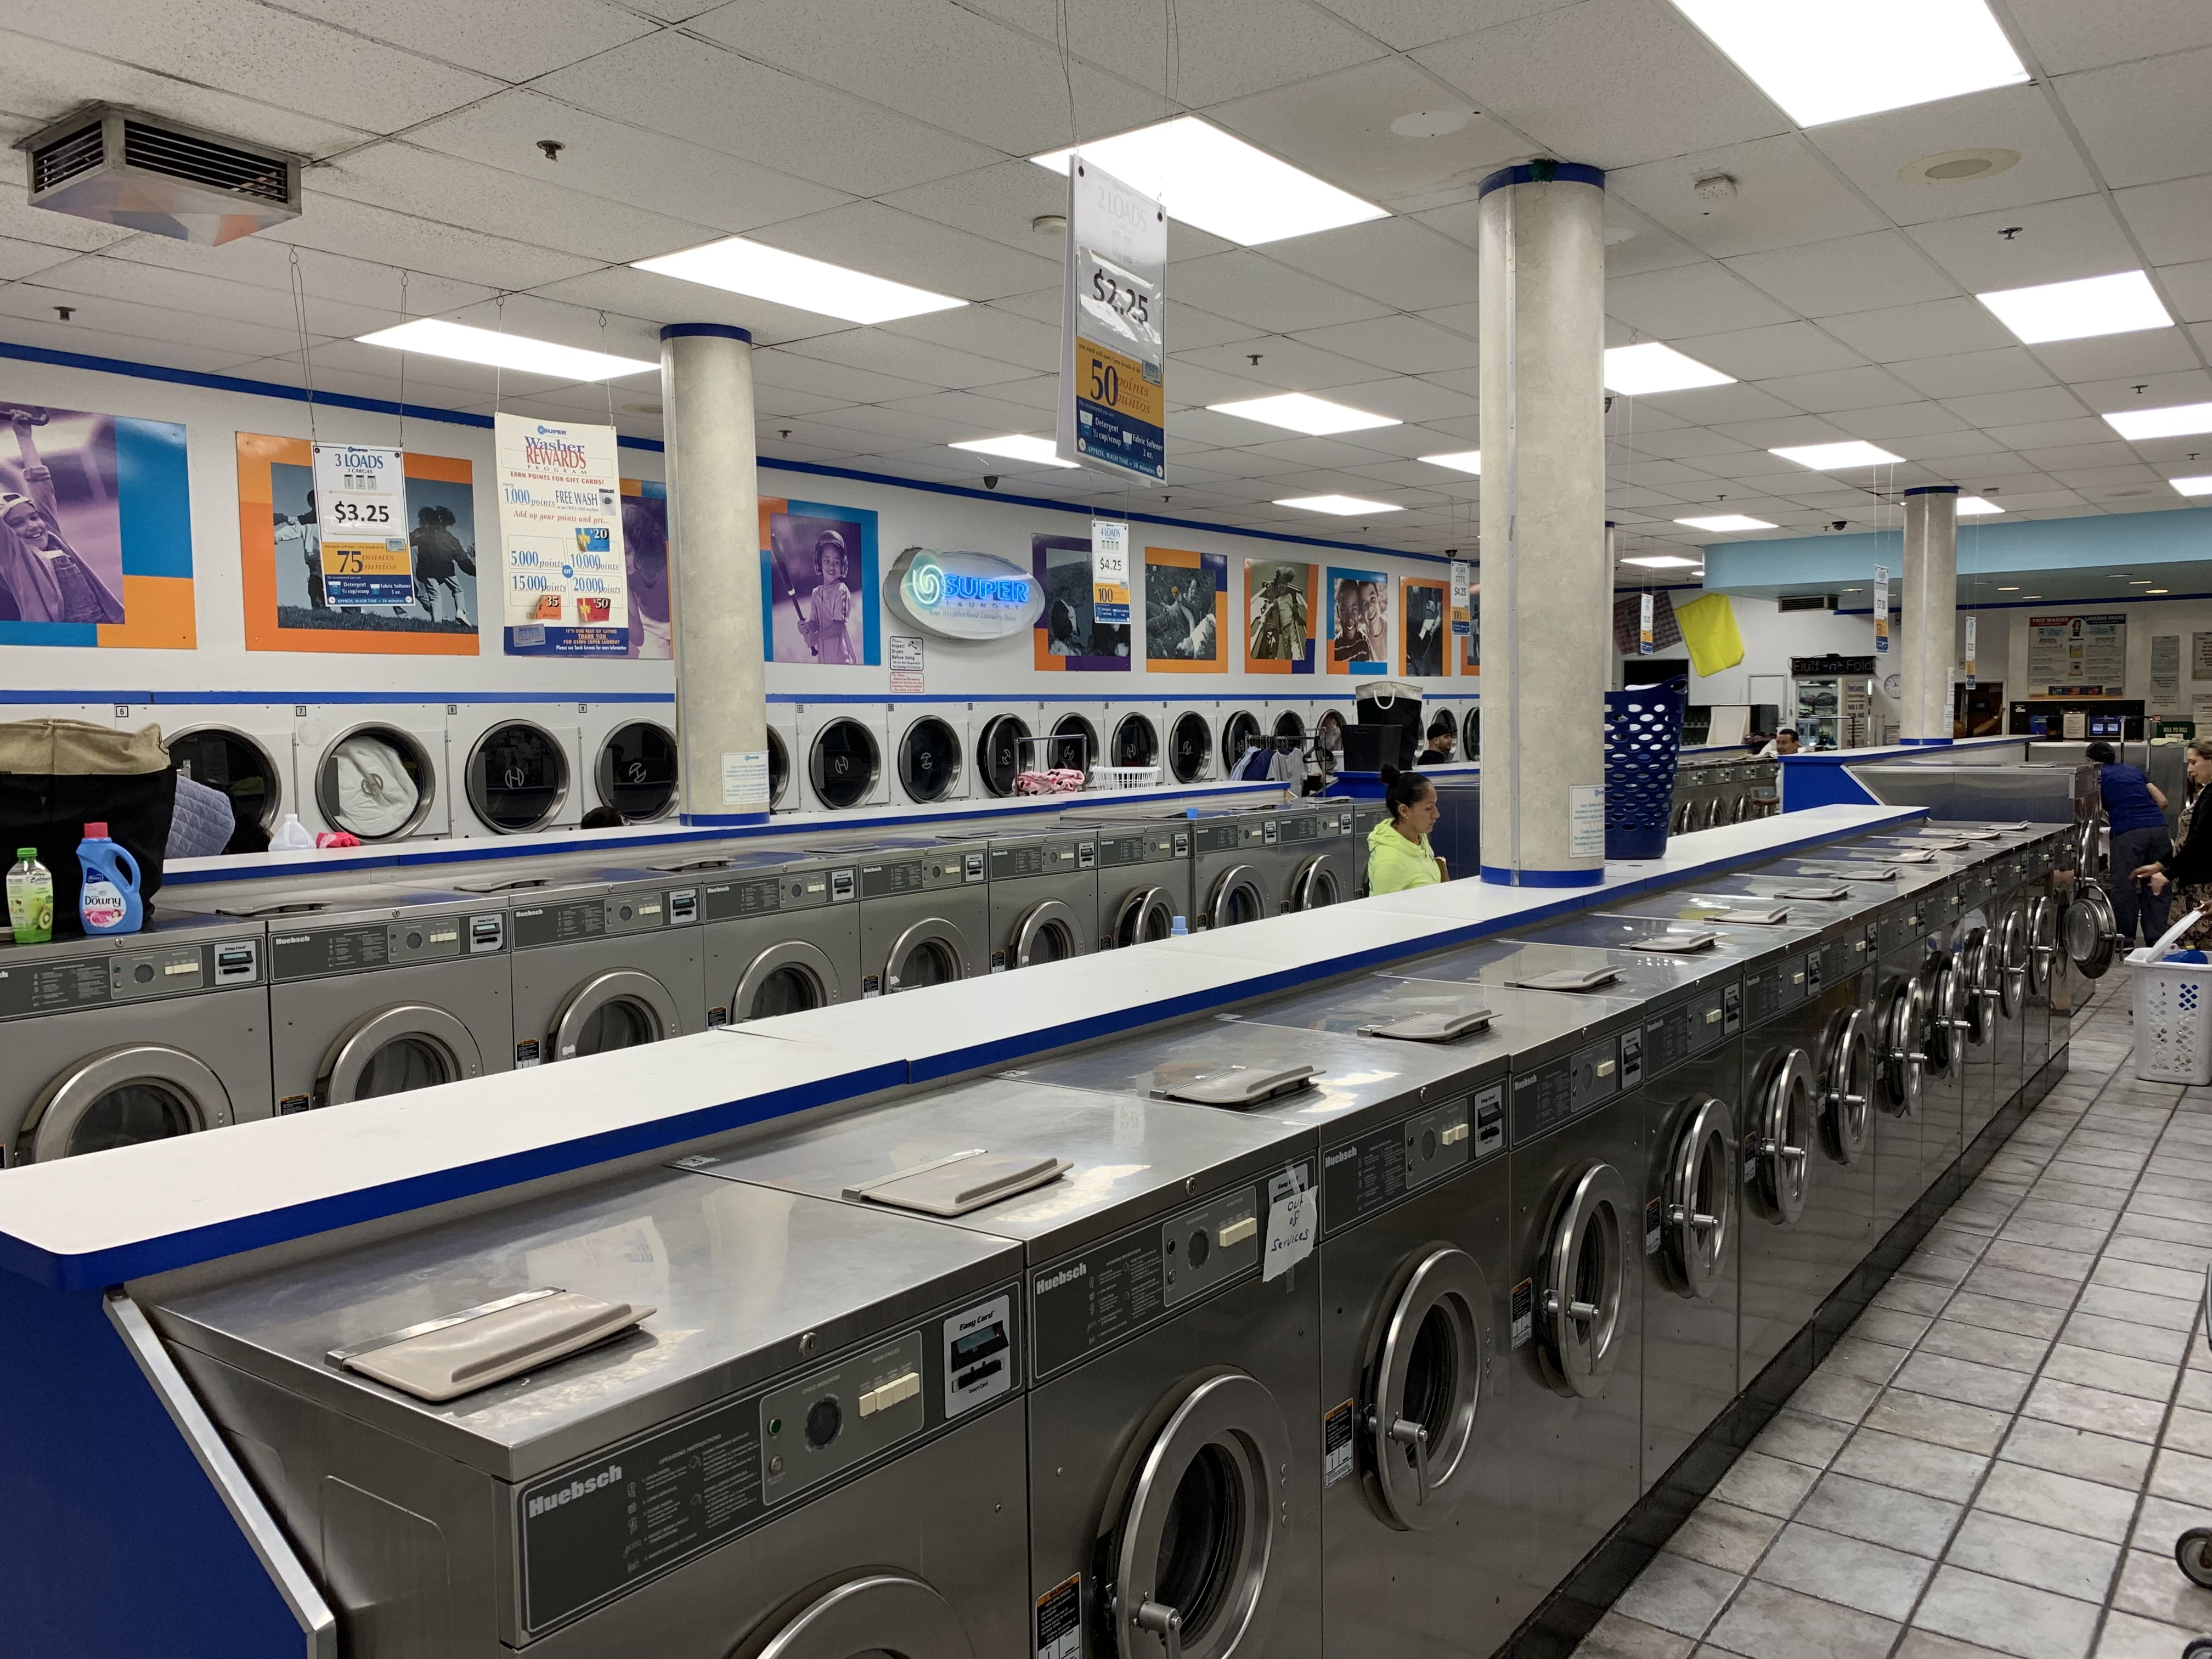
[0,909,272,1165]
[1066,803,1275,932]
[451,865,705,1067]
[1083,819,1191,946]
[671,848,862,1025]
[143,1164,1031,1658]
[451,706,583,837]
[811,834,988,995]
[179,884,512,1113]
[681,1073,1323,1659]
[955,825,1099,967]
[1273,802,1359,912]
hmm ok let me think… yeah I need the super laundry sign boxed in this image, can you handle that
[883,545,1043,640]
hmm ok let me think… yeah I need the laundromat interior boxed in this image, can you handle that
[10,4,2212,1658]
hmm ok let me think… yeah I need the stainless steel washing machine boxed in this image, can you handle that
[953,826,1099,968]
[682,1074,1324,1659]
[0,910,272,1165]
[143,1164,1030,1658]
[176,884,513,1113]
[452,866,706,1068]
[1084,820,1190,946]
[1273,802,1359,912]
[1064,804,1276,932]
[809,835,988,995]
[665,848,862,1025]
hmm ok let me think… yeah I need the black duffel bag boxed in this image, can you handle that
[0,720,174,935]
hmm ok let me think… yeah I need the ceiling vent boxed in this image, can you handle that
[22,105,300,245]
[1778,594,1836,613]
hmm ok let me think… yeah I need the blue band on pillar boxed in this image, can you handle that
[1901,484,1960,497]
[1477,161,1606,198]
[1480,865,1606,887]
[659,323,753,343]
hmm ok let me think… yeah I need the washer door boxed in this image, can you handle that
[2072,817,2107,881]
[1112,885,1177,948]
[166,727,282,831]
[1314,710,1347,771]
[549,969,680,1059]
[1995,904,2029,1018]
[318,1005,484,1105]
[1662,1096,1735,1300]
[768,729,791,809]
[977,715,1031,797]
[1220,710,1261,775]
[317,724,436,841]
[1537,1161,1630,1399]
[898,716,964,803]
[884,919,969,993]
[1110,1373,1292,1659]
[468,721,570,833]
[1272,710,1305,740]
[811,719,882,810]
[596,721,678,821]
[733,940,844,1020]
[1290,856,1341,912]
[2024,894,2057,995]
[1920,957,1963,1076]
[1818,1006,1874,1166]
[1169,713,1212,784]
[1205,865,1271,929]
[2063,884,2119,980]
[1114,714,1159,769]
[1009,899,1083,968]
[18,1043,226,1164]
[1049,714,1097,774]
[1747,1049,1815,1224]
[733,1572,977,1659]
[1363,1246,1491,1531]
[1878,975,1926,1118]
[1956,928,1994,1046]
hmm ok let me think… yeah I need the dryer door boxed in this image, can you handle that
[1113,714,1159,770]
[167,726,284,832]
[733,940,845,1020]
[1205,865,1272,929]
[1009,899,1082,968]
[468,721,571,833]
[977,715,1030,798]
[1364,1246,1492,1530]
[1818,1007,1873,1166]
[18,1043,229,1164]
[1220,710,1261,775]
[1878,975,1927,1118]
[2024,894,2057,996]
[1747,1049,1815,1225]
[884,919,970,993]
[1110,885,1177,948]
[1168,713,1212,784]
[1290,855,1342,912]
[319,1005,485,1105]
[811,719,883,811]
[733,1572,977,1659]
[596,720,678,821]
[1537,1161,1631,1399]
[1110,1373,1293,1659]
[1662,1096,1735,1300]
[768,729,791,809]
[549,968,681,1058]
[898,716,964,804]
[2063,884,2119,980]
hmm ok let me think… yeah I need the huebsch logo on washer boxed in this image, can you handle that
[527,1464,622,1517]
[1036,1262,1087,1294]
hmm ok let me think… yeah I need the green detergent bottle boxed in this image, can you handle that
[7,847,54,944]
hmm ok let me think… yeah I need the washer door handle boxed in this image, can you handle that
[1133,1600,1184,1659]
[1385,1417,1431,1506]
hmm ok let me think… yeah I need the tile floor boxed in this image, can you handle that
[1577,978,2212,1659]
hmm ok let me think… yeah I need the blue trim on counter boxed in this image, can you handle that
[1898,737,1954,746]
[1480,865,1605,887]
[681,810,771,826]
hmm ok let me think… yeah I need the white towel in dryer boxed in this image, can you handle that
[328,734,419,839]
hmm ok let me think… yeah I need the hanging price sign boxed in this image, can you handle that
[1874,565,1890,656]
[1091,519,1130,623]
[312,442,412,608]
[1451,561,1472,636]
[1638,591,1655,656]
[1964,614,1976,690]
[1058,158,1167,482]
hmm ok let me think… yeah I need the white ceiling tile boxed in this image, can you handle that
[1165,409,1303,452]
[1851,425,2005,458]
[0,274,304,359]
[1159,303,1268,352]
[1822,299,2017,362]
[752,350,941,405]
[265,194,605,292]
[2156,259,2212,324]
[2049,462,2160,487]
[969,375,1059,413]
[2032,329,2200,383]
[1677,448,1787,480]
[750,386,854,420]
[1170,251,1393,334]
[1314,0,1581,51]
[531,32,998,197]
[1942,386,2090,428]
[532,266,842,346]
[1326,420,1470,459]
[793,402,978,445]
[272,0,654,79]
[2053,45,2212,189]
[1982,490,2088,510]
[1178,336,1387,392]
[1678,321,1866,380]
[41,254,394,339]
[1606,262,1797,338]
[1707,415,1854,449]
[0,239,87,281]
[2007,0,2212,74]
[2017,443,2142,471]
[1724,232,1959,320]
[2114,175,2212,267]
[1988,417,2120,449]
[1616,425,1747,460]
[1294,315,1479,375]
[1623,382,1803,424]
[1346,457,1480,493]
[1161,360,1280,410]
[883,304,1065,374]
[1608,134,1884,259]
[1262,218,1479,313]
[882,162,1081,257]
[1750,366,1920,413]
[1886,348,2057,400]
[748,200,1063,303]
[1413,0,1787,169]
[1613,457,1728,490]
[1805,84,2100,228]
[1822,401,1974,438]
[1905,195,2141,294]
[2069,370,2212,411]
[780,330,1037,392]
[869,386,1057,433]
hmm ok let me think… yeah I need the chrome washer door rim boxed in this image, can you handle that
[1113,885,1176,949]
[1206,866,1271,929]
[1752,1049,1815,1224]
[21,1043,226,1164]
[1291,855,1341,912]
[1364,1246,1490,1530]
[1664,1096,1735,1300]
[1820,1007,1873,1166]
[1539,1161,1630,1398]
[1011,898,1081,968]
[884,917,970,992]
[549,968,680,1059]
[732,939,843,1019]
[743,1573,977,1659]
[1880,975,1925,1117]
[318,1003,482,1105]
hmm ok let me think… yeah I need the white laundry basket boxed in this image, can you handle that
[2130,909,2212,1084]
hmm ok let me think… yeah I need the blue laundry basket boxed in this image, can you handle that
[1606,684,1686,860]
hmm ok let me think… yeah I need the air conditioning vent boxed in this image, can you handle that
[1778,594,1836,613]
[20,104,300,246]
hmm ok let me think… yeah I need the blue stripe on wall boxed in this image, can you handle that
[112,415,193,580]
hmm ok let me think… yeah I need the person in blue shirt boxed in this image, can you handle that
[2090,741,2170,944]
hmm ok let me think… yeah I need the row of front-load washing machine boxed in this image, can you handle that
[138,814,2091,1659]
[0,796,1387,1166]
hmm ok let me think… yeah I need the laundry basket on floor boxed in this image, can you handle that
[2128,909,2212,1084]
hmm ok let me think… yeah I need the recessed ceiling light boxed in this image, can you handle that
[1899,147,2022,185]
[1031,116,1385,246]
[1623,554,1703,568]
[2131,579,2154,585]
[1957,496,2004,515]
[2170,476,2212,497]
[1274,494,1403,516]
[1770,441,1906,470]
[2148,589,2170,594]
[1604,342,1735,396]
[1419,449,1482,475]
[1210,393,1400,435]
[1668,0,2027,127]
[1976,270,2173,345]
[949,435,1077,469]
[2104,401,2212,441]
[1675,513,1778,532]
[354,318,658,381]
[634,236,965,324]
[1391,110,1470,138]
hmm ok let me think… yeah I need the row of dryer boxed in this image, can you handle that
[139,813,2089,1659]
[0,798,1386,1164]
[1671,752,1780,833]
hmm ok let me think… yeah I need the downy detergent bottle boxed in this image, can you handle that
[76,823,143,935]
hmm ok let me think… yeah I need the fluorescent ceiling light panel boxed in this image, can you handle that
[1603,342,1735,396]
[1976,270,2172,345]
[1031,116,1385,246]
[949,435,1077,469]
[1622,554,1702,568]
[355,318,657,381]
[1274,494,1403,516]
[1669,0,2027,127]
[1675,514,1776,532]
[1209,393,1400,435]
[1770,441,1905,470]
[2106,402,2212,441]
[2170,476,2212,497]
[633,236,965,324]
[1420,450,1483,475]
[1957,496,2004,515]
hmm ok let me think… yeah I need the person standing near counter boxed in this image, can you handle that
[1366,766,1448,893]
[2090,741,2169,944]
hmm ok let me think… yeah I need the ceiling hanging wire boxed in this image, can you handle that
[600,311,617,430]
[1056,0,1078,147]
[492,293,506,416]
[286,247,319,447]
[394,269,409,454]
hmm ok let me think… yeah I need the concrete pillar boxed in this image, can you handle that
[1900,484,1958,746]
[659,323,768,822]
[1477,161,1610,887]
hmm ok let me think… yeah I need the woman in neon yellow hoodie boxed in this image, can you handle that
[1366,767,1448,893]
